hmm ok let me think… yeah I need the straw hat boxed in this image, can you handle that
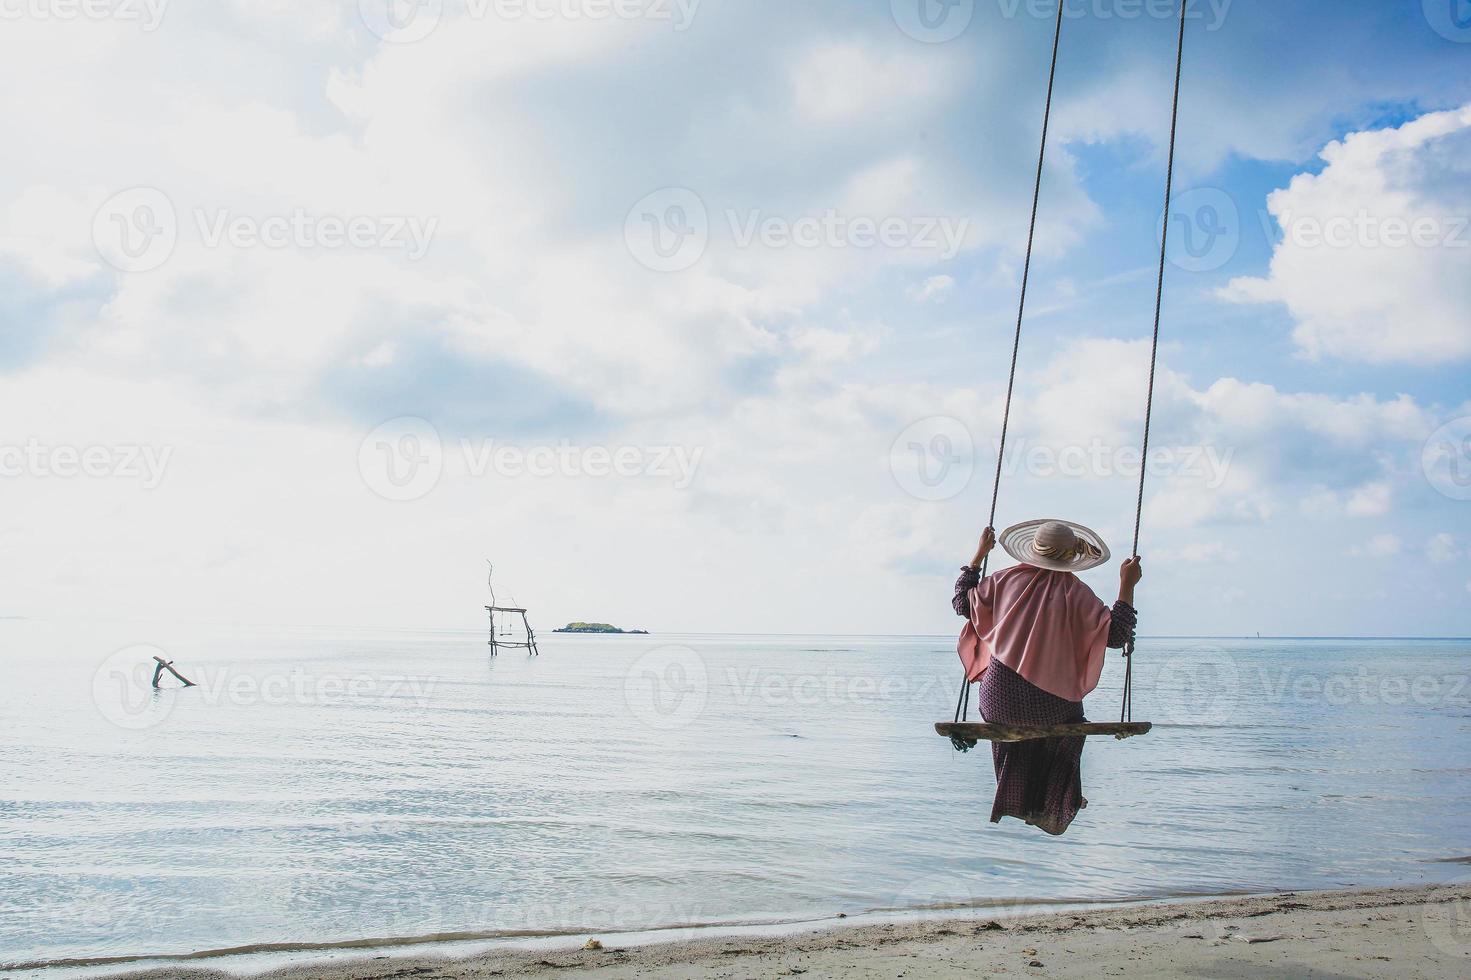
[1000,519,1111,573]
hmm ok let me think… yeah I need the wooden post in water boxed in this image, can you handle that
[522,609,539,657]
[151,656,196,689]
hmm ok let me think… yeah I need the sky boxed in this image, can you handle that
[0,0,1468,637]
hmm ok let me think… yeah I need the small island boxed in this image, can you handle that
[553,622,650,635]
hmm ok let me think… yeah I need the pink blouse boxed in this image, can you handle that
[957,564,1114,703]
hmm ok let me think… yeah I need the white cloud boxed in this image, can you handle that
[1427,533,1460,564]
[0,4,1465,639]
[787,325,881,363]
[1221,105,1471,364]
[1344,481,1393,517]
[789,41,952,124]
[909,274,956,304]
[1005,338,1428,533]
[1152,541,1240,564]
[1191,382,1426,445]
[0,185,99,288]
[1351,534,1402,558]
[1300,482,1403,520]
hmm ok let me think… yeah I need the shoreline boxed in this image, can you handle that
[0,887,1316,973]
[35,882,1471,980]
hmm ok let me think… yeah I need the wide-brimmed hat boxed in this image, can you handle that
[1000,519,1111,573]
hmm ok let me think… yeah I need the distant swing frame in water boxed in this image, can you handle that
[485,561,540,657]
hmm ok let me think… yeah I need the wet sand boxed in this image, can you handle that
[102,882,1471,979]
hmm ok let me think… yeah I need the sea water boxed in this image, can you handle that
[2,621,1469,970]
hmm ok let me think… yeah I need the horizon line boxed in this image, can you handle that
[1,616,1467,643]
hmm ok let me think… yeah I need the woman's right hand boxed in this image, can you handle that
[1120,556,1143,588]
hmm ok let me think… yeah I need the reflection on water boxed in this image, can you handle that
[2,622,1468,967]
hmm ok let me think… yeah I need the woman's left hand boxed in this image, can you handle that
[971,527,996,567]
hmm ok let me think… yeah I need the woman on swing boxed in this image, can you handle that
[953,519,1142,836]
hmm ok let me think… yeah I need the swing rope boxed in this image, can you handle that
[956,0,1066,727]
[1121,0,1189,724]
[953,0,1190,732]
[983,0,1067,572]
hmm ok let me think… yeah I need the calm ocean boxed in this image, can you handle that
[3,622,1469,972]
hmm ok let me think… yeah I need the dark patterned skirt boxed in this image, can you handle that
[977,661,1087,836]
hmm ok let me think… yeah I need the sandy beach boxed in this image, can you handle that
[101,882,1471,980]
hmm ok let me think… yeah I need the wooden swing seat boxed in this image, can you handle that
[936,721,1151,743]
